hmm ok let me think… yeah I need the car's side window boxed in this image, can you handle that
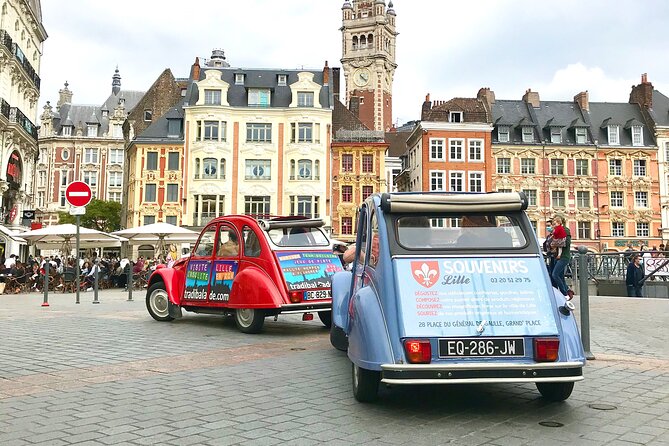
[217,225,240,257]
[355,206,368,275]
[194,226,216,257]
[243,226,262,258]
[368,212,379,268]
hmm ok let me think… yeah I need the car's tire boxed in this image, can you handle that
[235,308,265,333]
[536,382,574,402]
[330,324,348,351]
[352,363,380,403]
[318,311,332,328]
[146,282,174,322]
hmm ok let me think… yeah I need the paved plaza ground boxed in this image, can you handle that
[0,289,667,445]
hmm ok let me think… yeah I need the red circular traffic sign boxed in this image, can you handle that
[65,181,93,207]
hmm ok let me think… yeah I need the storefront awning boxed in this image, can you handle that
[0,225,27,244]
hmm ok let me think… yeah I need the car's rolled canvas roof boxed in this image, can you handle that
[380,192,528,213]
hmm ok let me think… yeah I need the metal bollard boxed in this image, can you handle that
[42,260,50,307]
[92,259,100,304]
[127,263,133,302]
[577,246,595,360]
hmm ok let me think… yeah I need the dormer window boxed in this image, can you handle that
[248,89,270,107]
[144,109,152,121]
[550,127,562,144]
[204,89,221,105]
[297,92,314,107]
[235,73,245,85]
[62,126,72,137]
[522,126,534,143]
[632,125,643,146]
[167,119,181,138]
[448,111,462,123]
[102,110,108,118]
[608,125,619,145]
[575,127,587,144]
[498,126,510,142]
[277,74,287,86]
[87,125,97,137]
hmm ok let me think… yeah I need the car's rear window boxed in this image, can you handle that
[396,214,527,249]
[268,227,330,247]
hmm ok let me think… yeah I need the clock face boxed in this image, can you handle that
[354,68,371,87]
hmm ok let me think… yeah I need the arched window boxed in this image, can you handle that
[219,158,226,179]
[298,159,312,180]
[203,158,217,178]
[314,160,320,180]
[194,158,200,179]
[15,19,19,31]
[352,36,358,50]
[290,159,296,180]
[2,4,8,15]
[368,34,373,49]
[360,35,367,48]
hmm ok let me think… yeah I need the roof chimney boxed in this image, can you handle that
[57,81,73,109]
[574,91,589,112]
[349,96,360,118]
[191,57,201,81]
[522,89,540,108]
[629,73,653,108]
[332,67,341,102]
[323,61,330,85]
[477,87,495,105]
[421,93,432,120]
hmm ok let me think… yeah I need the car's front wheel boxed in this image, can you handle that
[318,311,332,328]
[146,282,174,322]
[235,308,265,333]
[536,382,574,402]
[352,363,379,403]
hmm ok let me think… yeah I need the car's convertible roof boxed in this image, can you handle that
[380,192,528,213]
[257,218,325,231]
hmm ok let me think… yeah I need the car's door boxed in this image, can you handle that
[183,224,217,303]
[209,223,240,304]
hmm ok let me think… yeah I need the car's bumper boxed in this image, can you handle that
[381,361,584,385]
[280,301,331,314]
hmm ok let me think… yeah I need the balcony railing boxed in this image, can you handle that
[334,129,385,142]
[3,101,38,140]
[0,30,41,90]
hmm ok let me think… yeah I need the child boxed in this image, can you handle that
[550,223,567,259]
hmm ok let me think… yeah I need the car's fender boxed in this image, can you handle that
[347,285,393,371]
[148,268,185,305]
[228,265,284,308]
[331,271,352,331]
[551,287,586,363]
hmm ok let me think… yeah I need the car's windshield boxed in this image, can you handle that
[268,226,330,247]
[395,213,527,249]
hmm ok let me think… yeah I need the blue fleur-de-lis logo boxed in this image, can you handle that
[411,261,439,288]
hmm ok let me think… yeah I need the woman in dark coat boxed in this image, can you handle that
[626,254,645,297]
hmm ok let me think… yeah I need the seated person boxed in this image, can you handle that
[218,230,239,256]
[457,215,512,248]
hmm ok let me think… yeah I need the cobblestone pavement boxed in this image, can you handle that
[0,290,667,446]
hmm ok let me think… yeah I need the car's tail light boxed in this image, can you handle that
[533,338,559,362]
[302,313,314,321]
[404,339,431,364]
[288,291,303,303]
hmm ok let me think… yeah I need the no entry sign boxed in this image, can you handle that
[65,181,93,207]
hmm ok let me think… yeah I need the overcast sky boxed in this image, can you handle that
[38,0,669,126]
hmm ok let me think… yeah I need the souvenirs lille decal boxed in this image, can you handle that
[411,261,439,288]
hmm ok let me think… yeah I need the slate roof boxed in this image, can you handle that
[650,90,669,127]
[385,130,412,157]
[53,90,144,136]
[186,67,332,109]
[332,100,370,135]
[587,102,656,147]
[422,98,488,122]
[135,100,185,143]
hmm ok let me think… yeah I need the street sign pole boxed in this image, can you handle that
[75,214,81,304]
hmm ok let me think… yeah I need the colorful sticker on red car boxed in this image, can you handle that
[185,260,211,301]
[396,256,559,337]
[276,251,343,291]
[210,260,238,302]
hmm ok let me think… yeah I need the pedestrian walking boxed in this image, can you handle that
[550,215,574,300]
[626,254,645,297]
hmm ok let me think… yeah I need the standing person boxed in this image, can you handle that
[550,215,574,300]
[626,254,645,297]
[542,224,556,280]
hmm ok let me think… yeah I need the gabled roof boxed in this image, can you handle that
[422,97,488,122]
[332,100,370,135]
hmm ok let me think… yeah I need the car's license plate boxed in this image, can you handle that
[438,337,525,357]
[304,290,331,300]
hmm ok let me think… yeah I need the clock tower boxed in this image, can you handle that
[340,0,397,132]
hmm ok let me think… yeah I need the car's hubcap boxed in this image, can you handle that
[150,289,169,317]
[237,309,254,327]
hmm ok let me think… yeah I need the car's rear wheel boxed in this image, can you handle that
[330,324,348,351]
[352,363,379,402]
[235,308,265,333]
[146,282,174,322]
[318,311,332,328]
[536,382,574,402]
